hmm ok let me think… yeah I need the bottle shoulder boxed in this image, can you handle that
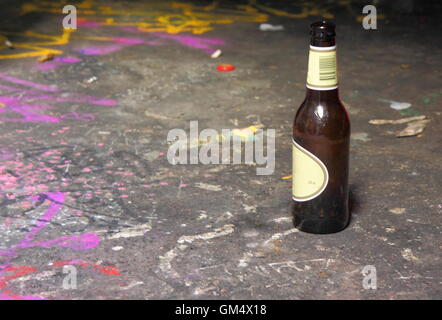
[293,98,350,139]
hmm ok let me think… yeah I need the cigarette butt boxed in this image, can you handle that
[5,40,14,49]
[211,49,222,59]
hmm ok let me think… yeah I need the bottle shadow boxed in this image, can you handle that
[349,183,361,216]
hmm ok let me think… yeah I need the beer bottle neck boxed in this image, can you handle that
[305,87,340,101]
[310,39,335,47]
[306,44,338,91]
[305,21,340,101]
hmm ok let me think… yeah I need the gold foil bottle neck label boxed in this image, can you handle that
[292,139,329,201]
[307,46,338,90]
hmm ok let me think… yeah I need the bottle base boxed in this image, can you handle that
[294,215,349,234]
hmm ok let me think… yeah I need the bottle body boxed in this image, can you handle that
[292,89,350,234]
[291,21,350,234]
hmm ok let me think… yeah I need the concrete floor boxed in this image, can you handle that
[0,0,441,300]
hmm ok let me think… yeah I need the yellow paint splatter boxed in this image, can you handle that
[249,0,335,19]
[232,124,263,140]
[0,0,386,60]
[0,29,74,60]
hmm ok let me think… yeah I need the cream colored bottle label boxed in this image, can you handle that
[307,46,338,89]
[292,139,329,201]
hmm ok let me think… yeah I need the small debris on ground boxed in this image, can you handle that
[369,115,430,137]
[369,115,426,125]
[401,248,419,262]
[37,53,55,62]
[211,49,222,59]
[143,150,161,162]
[259,23,285,31]
[351,132,371,142]
[379,99,412,110]
[389,208,406,215]
[5,39,14,49]
[144,110,173,120]
[195,182,222,192]
[86,76,98,84]
[397,119,430,137]
[390,102,411,110]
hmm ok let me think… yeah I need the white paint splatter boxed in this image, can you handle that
[120,281,144,290]
[97,222,152,240]
[178,224,235,244]
[271,217,292,224]
[268,259,328,273]
[195,182,222,191]
[194,286,217,295]
[379,99,412,110]
[215,211,233,223]
[159,245,187,277]
[11,270,56,282]
[243,230,259,238]
[242,204,257,213]
[389,208,406,215]
[263,228,298,246]
[246,242,259,248]
[238,252,255,267]
[401,248,419,262]
[159,225,235,276]
[197,212,208,220]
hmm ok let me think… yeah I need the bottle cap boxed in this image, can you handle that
[310,20,336,46]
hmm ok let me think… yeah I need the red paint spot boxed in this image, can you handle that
[1,265,37,281]
[52,260,89,268]
[51,260,121,276]
[1,290,21,300]
[96,265,121,276]
[52,260,71,267]
[0,290,47,300]
[0,281,6,289]
[217,64,235,72]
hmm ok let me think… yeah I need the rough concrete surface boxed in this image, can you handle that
[0,0,441,300]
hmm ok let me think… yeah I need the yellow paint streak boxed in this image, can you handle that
[249,0,334,19]
[0,0,387,60]
[0,29,73,60]
[18,0,268,35]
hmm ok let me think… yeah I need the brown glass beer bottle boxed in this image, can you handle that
[292,21,350,234]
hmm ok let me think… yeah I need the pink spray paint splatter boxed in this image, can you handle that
[36,56,82,70]
[0,74,118,122]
